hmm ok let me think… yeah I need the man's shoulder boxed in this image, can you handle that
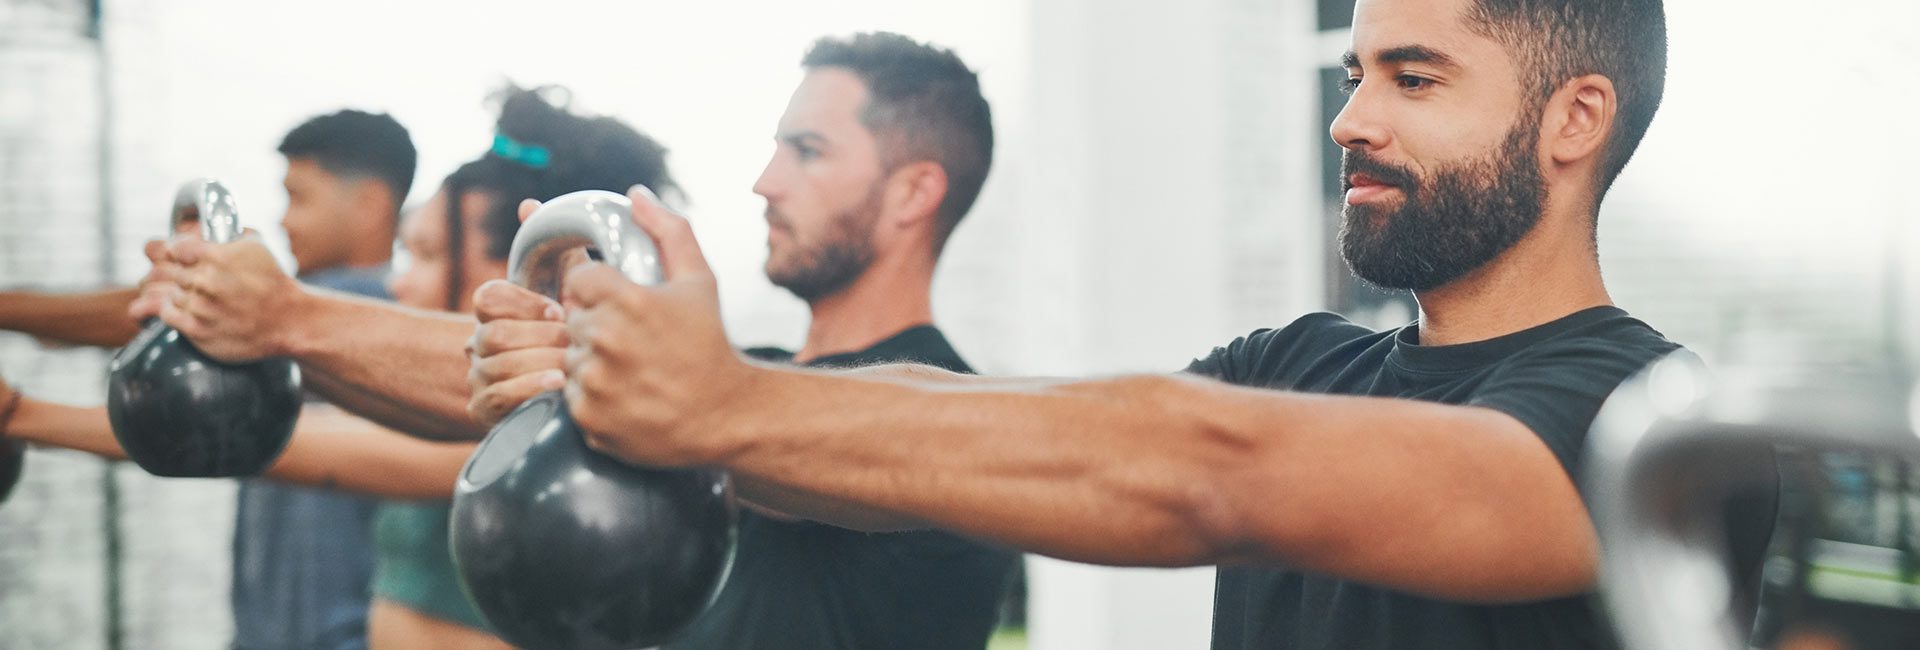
[1519,306,1682,367]
[1187,312,1390,384]
[815,325,972,374]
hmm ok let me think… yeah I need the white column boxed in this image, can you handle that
[1012,0,1322,648]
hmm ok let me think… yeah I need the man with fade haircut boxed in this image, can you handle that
[232,108,418,650]
[471,1,1775,649]
[0,108,417,650]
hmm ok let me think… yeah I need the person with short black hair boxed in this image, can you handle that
[275,109,419,276]
[0,107,415,650]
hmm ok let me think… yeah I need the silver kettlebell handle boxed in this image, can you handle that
[170,178,243,244]
[507,189,664,299]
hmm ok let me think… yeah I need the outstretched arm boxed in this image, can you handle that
[0,287,143,348]
[606,360,1592,603]
[2,380,474,499]
[276,290,490,441]
[550,187,1598,604]
[132,239,488,440]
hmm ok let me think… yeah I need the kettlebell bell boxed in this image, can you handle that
[105,179,302,477]
[0,437,23,506]
[450,190,737,650]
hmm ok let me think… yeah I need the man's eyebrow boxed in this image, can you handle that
[1342,45,1462,70]
[1375,44,1460,68]
[777,130,826,144]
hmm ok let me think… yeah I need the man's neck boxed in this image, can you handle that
[343,224,395,268]
[1413,209,1612,347]
[796,256,935,363]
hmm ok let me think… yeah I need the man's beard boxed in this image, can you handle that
[766,185,883,301]
[1338,118,1547,293]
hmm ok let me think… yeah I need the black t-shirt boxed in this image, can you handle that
[1189,306,1682,650]
[667,325,1021,650]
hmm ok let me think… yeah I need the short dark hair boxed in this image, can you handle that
[1465,0,1667,196]
[277,109,417,215]
[802,32,993,250]
[437,85,680,309]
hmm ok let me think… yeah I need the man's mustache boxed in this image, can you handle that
[1340,150,1417,191]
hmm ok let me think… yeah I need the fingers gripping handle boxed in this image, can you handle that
[507,189,663,300]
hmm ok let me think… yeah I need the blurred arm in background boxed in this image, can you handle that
[0,373,472,500]
[0,286,142,348]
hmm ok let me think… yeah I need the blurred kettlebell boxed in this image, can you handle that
[450,190,737,650]
[105,179,302,477]
[0,437,23,505]
[1589,355,1920,650]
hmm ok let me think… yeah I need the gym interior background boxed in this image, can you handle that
[1,0,1916,648]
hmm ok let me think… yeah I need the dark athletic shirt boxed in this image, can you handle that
[1189,306,1684,650]
[667,325,1021,650]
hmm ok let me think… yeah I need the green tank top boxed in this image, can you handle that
[371,501,493,631]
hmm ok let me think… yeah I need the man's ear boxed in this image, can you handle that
[1543,73,1617,169]
[882,161,948,229]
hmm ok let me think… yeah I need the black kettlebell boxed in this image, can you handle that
[104,179,302,478]
[451,190,736,650]
[0,437,23,506]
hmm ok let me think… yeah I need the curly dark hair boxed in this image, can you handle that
[436,85,680,310]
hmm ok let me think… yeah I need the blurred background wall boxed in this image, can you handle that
[1,0,1915,648]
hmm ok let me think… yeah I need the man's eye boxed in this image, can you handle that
[795,144,820,161]
[1338,76,1362,95]
[1396,75,1434,91]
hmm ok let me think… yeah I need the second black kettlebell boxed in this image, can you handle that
[105,179,302,478]
[451,190,736,650]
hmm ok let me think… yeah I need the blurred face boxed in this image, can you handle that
[387,189,506,313]
[280,158,361,274]
[752,67,890,302]
[1331,0,1545,292]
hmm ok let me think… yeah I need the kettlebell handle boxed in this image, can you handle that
[170,178,243,244]
[507,189,663,300]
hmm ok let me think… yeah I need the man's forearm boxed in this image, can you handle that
[704,367,1597,602]
[711,369,1242,565]
[282,288,487,439]
[301,367,485,441]
[0,288,143,348]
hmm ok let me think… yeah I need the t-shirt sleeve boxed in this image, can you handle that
[1184,329,1275,383]
[1467,336,1683,478]
[1183,313,1365,384]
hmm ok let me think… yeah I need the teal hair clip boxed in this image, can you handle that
[491,133,551,169]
